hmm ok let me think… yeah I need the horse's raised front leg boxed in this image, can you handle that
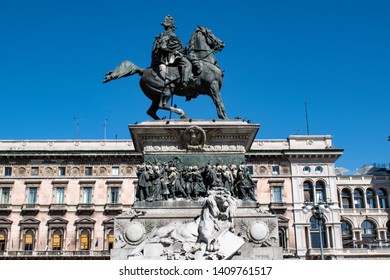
[209,80,227,119]
[159,94,188,119]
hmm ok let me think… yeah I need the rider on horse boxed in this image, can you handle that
[152,16,195,94]
[103,16,227,120]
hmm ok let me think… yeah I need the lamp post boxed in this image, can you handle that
[302,201,335,260]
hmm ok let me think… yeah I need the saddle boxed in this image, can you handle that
[151,64,200,95]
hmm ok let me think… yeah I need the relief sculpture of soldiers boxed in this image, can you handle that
[104,15,227,120]
[135,161,256,202]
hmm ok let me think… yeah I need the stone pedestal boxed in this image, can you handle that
[129,119,259,166]
[111,201,282,260]
[111,119,282,260]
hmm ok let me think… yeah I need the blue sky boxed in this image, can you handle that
[0,0,389,173]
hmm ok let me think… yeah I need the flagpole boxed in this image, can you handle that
[305,102,310,135]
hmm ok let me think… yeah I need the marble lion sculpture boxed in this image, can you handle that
[197,188,237,252]
[128,187,237,256]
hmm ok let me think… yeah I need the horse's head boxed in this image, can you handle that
[189,26,224,53]
[197,26,225,52]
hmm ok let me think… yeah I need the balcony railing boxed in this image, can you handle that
[48,203,68,216]
[0,204,11,216]
[341,208,388,214]
[0,250,110,259]
[342,245,390,258]
[268,202,287,214]
[306,248,339,258]
[104,203,123,215]
[76,203,95,215]
[23,203,37,208]
[21,204,39,216]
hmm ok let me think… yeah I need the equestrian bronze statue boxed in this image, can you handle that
[103,15,227,120]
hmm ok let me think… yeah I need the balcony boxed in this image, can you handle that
[305,248,339,260]
[21,204,39,216]
[341,208,389,214]
[268,202,287,214]
[0,250,110,260]
[0,204,11,216]
[48,204,68,216]
[76,203,95,216]
[104,203,123,215]
[342,243,390,259]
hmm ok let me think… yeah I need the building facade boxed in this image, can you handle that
[0,141,141,259]
[0,136,389,259]
[336,173,390,258]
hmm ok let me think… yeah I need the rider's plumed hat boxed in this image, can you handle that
[161,15,177,30]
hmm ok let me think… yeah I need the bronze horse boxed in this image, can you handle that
[103,26,227,120]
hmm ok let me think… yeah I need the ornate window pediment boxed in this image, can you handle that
[102,218,114,226]
[74,217,96,229]
[46,217,69,228]
[268,179,285,187]
[277,215,290,225]
[18,217,40,228]
[0,217,12,226]
[102,218,114,229]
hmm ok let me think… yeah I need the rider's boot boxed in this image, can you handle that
[159,93,170,108]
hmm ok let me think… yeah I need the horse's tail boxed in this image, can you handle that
[103,60,144,83]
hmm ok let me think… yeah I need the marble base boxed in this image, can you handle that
[112,205,281,260]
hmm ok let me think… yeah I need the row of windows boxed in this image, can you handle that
[264,165,323,175]
[340,188,389,209]
[308,217,390,249]
[341,219,390,248]
[0,186,121,205]
[0,229,114,251]
[3,165,325,177]
[2,166,122,177]
[302,166,324,174]
[303,180,327,204]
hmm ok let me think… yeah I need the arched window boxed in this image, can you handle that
[108,230,114,251]
[278,228,287,249]
[378,189,389,209]
[24,230,35,251]
[80,229,90,250]
[341,189,352,209]
[366,188,376,208]
[361,220,377,246]
[0,229,7,251]
[341,220,353,248]
[354,189,364,208]
[304,181,313,203]
[310,215,327,248]
[315,181,326,202]
[51,229,63,251]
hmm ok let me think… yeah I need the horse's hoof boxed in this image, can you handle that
[147,111,160,120]
[180,114,189,119]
